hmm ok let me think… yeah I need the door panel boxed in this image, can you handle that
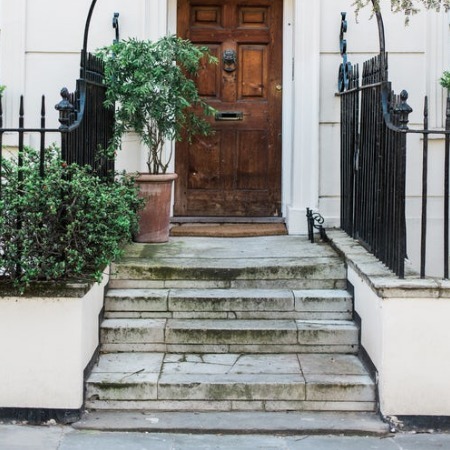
[175,0,282,217]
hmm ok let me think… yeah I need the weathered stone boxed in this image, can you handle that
[165,344,229,353]
[168,289,294,312]
[101,319,166,344]
[228,344,358,354]
[296,320,359,345]
[299,354,368,376]
[265,401,376,412]
[166,319,298,345]
[234,311,352,320]
[105,289,169,312]
[172,312,229,319]
[158,373,306,401]
[230,279,345,289]
[85,399,233,411]
[105,312,173,319]
[101,343,167,353]
[294,289,352,312]
[92,353,164,374]
[86,236,378,413]
[86,372,159,400]
[305,374,375,402]
[108,280,165,289]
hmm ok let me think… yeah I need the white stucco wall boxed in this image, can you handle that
[0,274,107,409]
[349,266,450,416]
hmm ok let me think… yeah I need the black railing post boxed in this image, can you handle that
[0,93,3,197]
[420,97,429,278]
[40,96,46,177]
[444,95,450,279]
[16,96,25,279]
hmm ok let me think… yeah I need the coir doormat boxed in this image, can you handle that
[169,223,287,237]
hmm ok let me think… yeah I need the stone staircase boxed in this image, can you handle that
[85,236,376,412]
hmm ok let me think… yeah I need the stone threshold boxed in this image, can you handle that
[73,410,389,435]
[327,229,450,299]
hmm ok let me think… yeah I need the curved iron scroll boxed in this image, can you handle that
[306,208,328,243]
[338,12,352,92]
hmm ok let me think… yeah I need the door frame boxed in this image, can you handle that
[165,0,321,233]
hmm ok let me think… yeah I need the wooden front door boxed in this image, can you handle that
[175,0,282,217]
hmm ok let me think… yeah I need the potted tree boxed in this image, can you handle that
[98,35,216,242]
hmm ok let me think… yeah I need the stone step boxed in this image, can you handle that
[100,319,359,354]
[85,353,376,412]
[104,288,353,320]
[109,258,346,290]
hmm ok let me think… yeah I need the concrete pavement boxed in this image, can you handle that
[1,423,450,449]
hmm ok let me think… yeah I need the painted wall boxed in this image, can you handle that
[0,275,107,409]
[349,266,450,415]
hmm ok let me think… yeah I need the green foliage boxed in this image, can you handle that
[0,146,143,291]
[353,0,450,22]
[0,85,5,96]
[440,71,450,89]
[97,35,218,174]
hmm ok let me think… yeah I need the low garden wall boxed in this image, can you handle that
[328,230,450,416]
[0,270,108,411]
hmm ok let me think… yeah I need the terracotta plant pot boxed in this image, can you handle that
[134,173,178,243]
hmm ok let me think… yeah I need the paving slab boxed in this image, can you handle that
[4,425,450,450]
[0,424,66,450]
[92,353,164,373]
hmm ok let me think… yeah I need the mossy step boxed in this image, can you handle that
[105,288,352,315]
[100,319,359,354]
[110,257,346,284]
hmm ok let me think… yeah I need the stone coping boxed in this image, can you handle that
[0,279,94,298]
[327,229,450,299]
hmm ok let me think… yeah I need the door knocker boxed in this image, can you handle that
[223,49,237,72]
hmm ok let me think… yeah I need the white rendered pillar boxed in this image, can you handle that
[285,0,321,234]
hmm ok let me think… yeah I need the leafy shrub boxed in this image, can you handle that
[0,146,142,290]
[97,35,217,174]
[440,71,450,89]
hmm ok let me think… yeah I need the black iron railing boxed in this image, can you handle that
[56,52,115,177]
[338,11,450,279]
[0,52,114,183]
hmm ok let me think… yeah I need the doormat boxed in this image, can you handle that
[170,223,287,237]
